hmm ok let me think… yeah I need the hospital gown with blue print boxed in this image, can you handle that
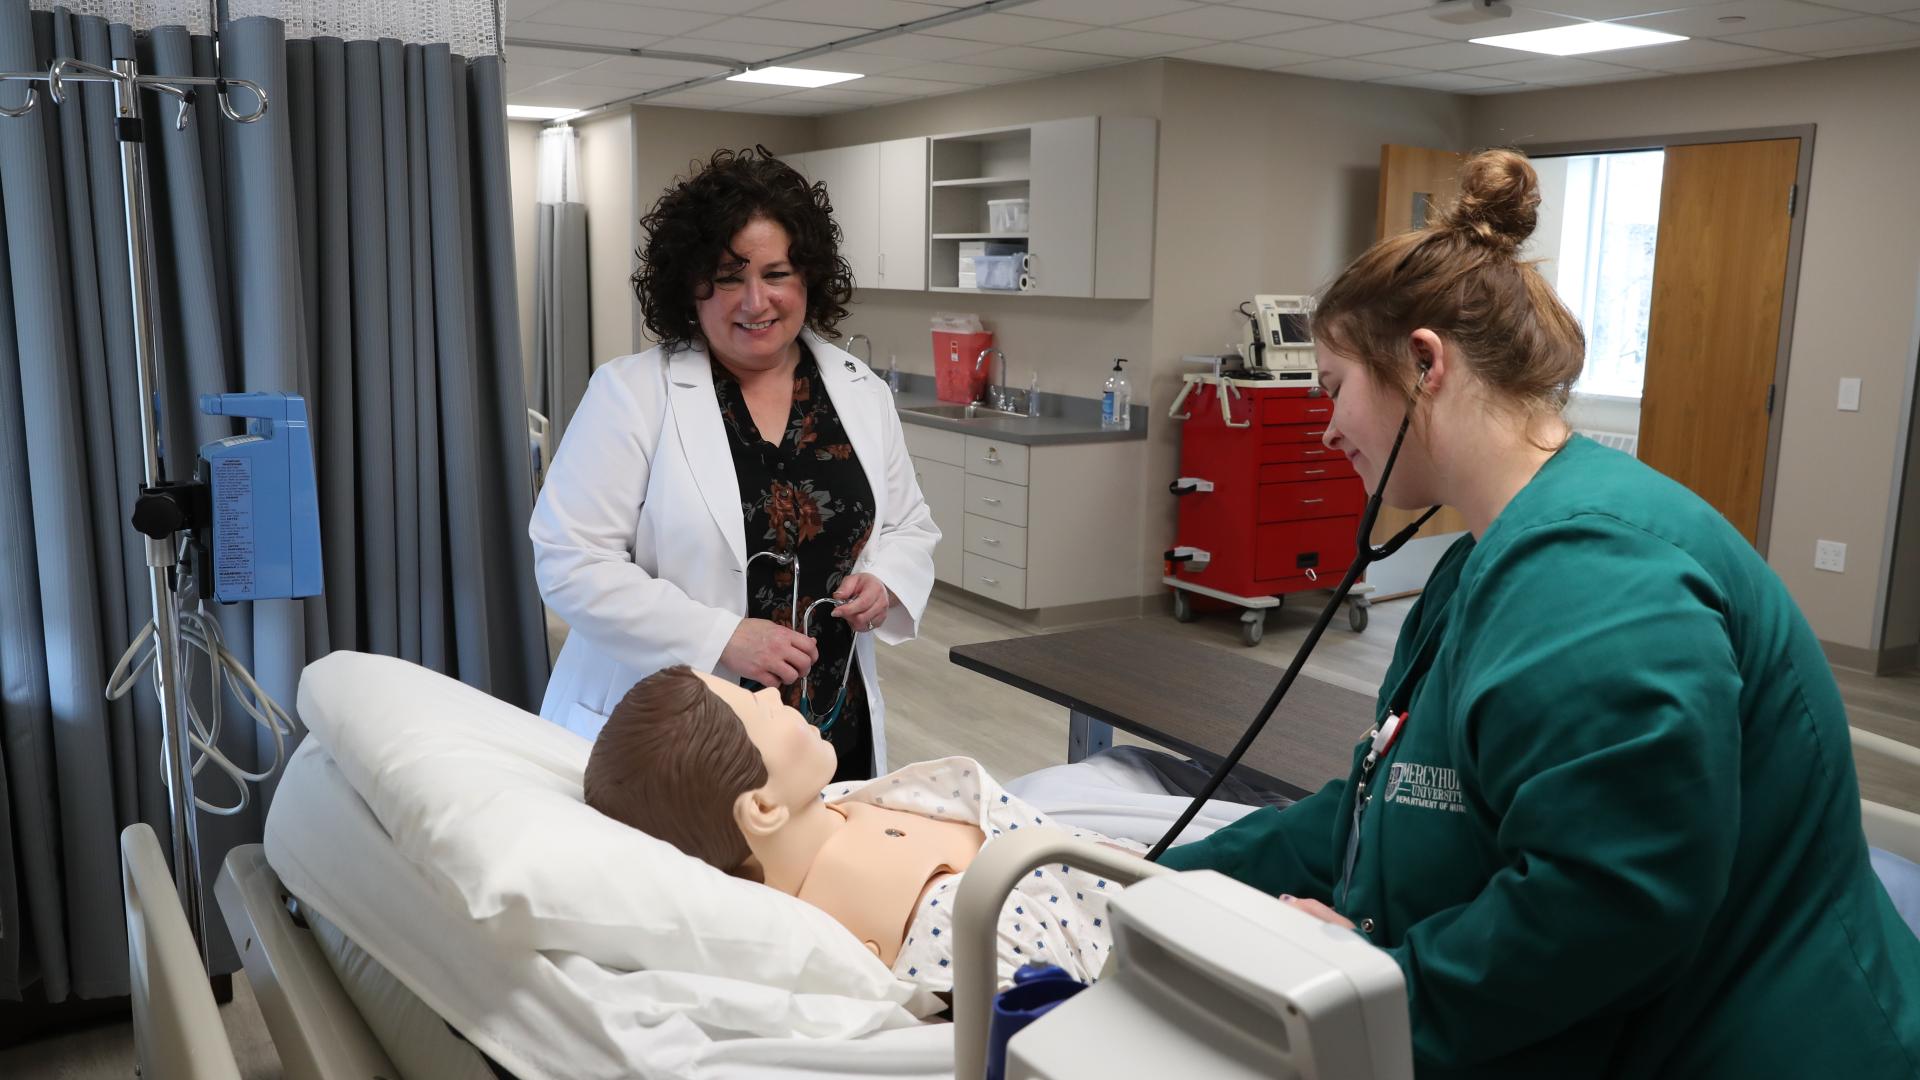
[822,757,1133,993]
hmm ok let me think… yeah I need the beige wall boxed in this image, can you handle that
[1469,48,1920,654]
[507,120,539,389]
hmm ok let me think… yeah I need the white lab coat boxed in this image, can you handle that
[529,330,940,775]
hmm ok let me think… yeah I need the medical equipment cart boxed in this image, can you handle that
[1165,374,1372,645]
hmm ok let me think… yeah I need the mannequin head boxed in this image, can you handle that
[583,666,837,876]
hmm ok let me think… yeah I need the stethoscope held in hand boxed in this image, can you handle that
[745,549,861,733]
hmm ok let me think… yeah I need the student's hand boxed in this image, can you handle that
[722,618,817,687]
[1280,894,1356,930]
[832,573,893,633]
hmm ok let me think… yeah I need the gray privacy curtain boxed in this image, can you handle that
[0,0,546,1001]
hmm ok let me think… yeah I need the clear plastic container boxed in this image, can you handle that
[987,198,1030,235]
[973,254,1021,290]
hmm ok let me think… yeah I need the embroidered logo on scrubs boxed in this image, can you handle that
[1384,762,1465,813]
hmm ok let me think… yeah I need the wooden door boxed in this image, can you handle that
[1372,145,1472,545]
[1638,138,1798,544]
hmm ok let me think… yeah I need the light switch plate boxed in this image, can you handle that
[1838,377,1861,412]
[1815,540,1846,573]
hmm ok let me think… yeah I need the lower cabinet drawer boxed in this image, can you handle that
[963,513,1028,568]
[1257,479,1367,523]
[963,552,1027,608]
[964,473,1029,527]
[1259,459,1357,484]
[1254,516,1358,583]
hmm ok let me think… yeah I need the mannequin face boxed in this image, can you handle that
[696,672,837,819]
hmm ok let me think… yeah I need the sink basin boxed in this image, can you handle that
[902,402,1026,421]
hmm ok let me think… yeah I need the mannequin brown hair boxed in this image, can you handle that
[584,665,768,878]
[1312,148,1586,427]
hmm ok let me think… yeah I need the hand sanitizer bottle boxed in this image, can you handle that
[1027,371,1040,417]
[1101,359,1131,430]
[887,354,902,394]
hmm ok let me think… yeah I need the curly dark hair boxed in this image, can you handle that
[632,146,855,349]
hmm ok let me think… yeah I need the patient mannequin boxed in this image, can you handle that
[582,666,987,965]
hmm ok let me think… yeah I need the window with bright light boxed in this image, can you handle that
[1547,150,1665,400]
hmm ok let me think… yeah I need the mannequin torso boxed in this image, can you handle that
[798,802,983,965]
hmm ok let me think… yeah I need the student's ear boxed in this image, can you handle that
[1409,329,1450,394]
[734,786,790,839]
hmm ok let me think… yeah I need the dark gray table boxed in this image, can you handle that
[949,622,1378,800]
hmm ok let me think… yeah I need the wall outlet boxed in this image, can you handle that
[1838,377,1862,412]
[1815,540,1847,573]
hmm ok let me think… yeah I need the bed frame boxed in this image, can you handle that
[213,844,398,1080]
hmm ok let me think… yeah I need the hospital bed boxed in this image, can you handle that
[124,655,1920,1080]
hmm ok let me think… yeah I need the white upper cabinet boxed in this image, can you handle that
[811,144,880,289]
[877,137,928,291]
[926,116,1156,300]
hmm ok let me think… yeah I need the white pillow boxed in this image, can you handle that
[294,651,917,1010]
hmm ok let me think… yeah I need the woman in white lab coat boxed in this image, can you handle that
[530,147,938,781]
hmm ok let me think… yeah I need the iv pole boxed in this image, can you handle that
[0,52,267,959]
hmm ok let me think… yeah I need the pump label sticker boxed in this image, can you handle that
[1383,762,1465,813]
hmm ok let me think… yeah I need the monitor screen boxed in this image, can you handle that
[1276,313,1312,345]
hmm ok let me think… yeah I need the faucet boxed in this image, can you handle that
[976,347,1008,411]
[846,333,873,367]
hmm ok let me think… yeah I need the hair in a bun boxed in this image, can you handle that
[1309,146,1584,428]
[1439,148,1540,256]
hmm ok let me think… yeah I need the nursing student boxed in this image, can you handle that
[1161,148,1920,1078]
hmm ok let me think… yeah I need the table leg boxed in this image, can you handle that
[1067,710,1113,763]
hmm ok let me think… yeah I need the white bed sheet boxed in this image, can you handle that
[265,740,1253,1080]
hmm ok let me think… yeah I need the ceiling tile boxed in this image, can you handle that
[1621,0,1856,39]
[1682,52,1815,68]
[920,14,1092,44]
[1227,0,1428,16]
[1518,0,1685,17]
[647,37,789,62]
[1455,56,1643,81]
[1274,56,1426,79]
[568,64,684,91]
[1359,40,1529,68]
[958,44,1116,70]
[1726,12,1920,47]
[885,61,1039,84]
[1814,37,1920,52]
[504,0,559,22]
[519,1,720,37]
[693,79,801,99]
[1169,41,1324,67]
[1798,0,1919,10]
[506,20,676,52]
[780,51,923,73]
[839,74,976,95]
[503,63,578,91]
[748,0,954,30]
[643,90,743,108]
[1012,0,1209,27]
[777,86,907,105]
[1893,8,1920,21]
[1043,26,1213,55]
[694,17,872,47]
[1596,38,1797,68]
[844,33,1000,59]
[508,80,643,108]
[504,43,625,69]
[580,54,729,83]
[1359,6,1585,40]
[1374,69,1526,90]
[1119,6,1325,39]
[1249,21,1444,56]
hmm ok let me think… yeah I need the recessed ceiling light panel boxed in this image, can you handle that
[726,66,863,89]
[1472,22,1687,57]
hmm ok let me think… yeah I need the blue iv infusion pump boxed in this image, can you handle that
[195,392,323,603]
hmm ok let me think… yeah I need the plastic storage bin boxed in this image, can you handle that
[974,254,1021,291]
[988,198,1030,235]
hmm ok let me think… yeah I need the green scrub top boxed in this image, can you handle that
[1161,435,1920,1078]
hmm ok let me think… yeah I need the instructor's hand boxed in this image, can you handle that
[1280,895,1356,931]
[721,618,817,688]
[832,573,894,633]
